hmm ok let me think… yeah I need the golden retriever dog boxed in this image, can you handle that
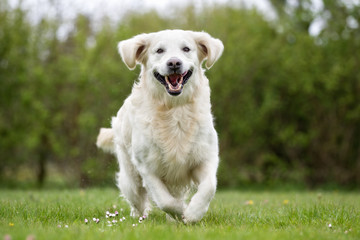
[96,30,223,223]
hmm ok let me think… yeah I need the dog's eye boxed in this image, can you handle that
[156,48,164,54]
[182,47,190,52]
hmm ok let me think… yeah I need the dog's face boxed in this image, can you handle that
[118,30,223,97]
[149,31,198,96]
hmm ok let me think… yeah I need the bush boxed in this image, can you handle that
[1,1,359,188]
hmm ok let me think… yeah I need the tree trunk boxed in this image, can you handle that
[37,134,49,188]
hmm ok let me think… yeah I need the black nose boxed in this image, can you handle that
[167,57,182,71]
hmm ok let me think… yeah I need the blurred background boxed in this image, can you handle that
[0,0,359,189]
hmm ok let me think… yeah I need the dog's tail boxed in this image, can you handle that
[96,128,115,154]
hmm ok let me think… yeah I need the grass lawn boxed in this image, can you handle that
[1,188,359,239]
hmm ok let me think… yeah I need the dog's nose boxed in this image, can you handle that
[167,58,182,71]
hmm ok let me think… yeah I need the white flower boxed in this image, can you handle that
[328,223,332,228]
[65,225,69,228]
[84,219,88,224]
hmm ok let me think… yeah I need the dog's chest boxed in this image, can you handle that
[150,105,201,165]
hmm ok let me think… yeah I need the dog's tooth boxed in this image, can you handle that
[164,75,183,91]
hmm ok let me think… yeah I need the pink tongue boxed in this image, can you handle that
[169,74,181,85]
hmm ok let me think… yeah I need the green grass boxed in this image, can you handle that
[1,188,359,239]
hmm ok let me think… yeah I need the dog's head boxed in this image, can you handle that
[118,30,223,97]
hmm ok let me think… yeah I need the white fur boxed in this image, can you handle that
[97,30,223,223]
[96,128,115,153]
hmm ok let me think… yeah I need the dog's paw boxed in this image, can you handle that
[130,207,141,218]
[159,198,186,220]
[182,215,198,225]
[142,206,152,218]
[183,204,207,224]
[182,212,199,224]
[182,217,199,224]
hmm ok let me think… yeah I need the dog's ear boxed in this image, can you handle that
[191,31,224,69]
[118,33,149,70]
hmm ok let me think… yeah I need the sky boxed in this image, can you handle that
[7,0,359,37]
[7,0,281,39]
[8,0,277,23]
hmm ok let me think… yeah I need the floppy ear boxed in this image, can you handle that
[117,33,149,70]
[191,31,224,69]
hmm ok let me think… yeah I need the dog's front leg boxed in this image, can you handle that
[141,173,185,219]
[183,162,218,223]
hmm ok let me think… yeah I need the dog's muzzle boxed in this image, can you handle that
[154,70,193,96]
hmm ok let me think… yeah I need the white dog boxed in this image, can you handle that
[96,30,223,223]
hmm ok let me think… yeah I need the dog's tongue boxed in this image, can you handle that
[168,74,181,86]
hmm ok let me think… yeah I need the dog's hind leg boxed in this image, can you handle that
[116,149,151,217]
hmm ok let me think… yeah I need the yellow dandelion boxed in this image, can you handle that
[9,222,14,227]
[245,200,254,205]
[283,199,289,205]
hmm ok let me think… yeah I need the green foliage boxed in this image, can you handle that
[0,1,359,188]
[1,189,359,239]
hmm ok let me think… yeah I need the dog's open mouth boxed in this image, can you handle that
[154,70,193,96]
